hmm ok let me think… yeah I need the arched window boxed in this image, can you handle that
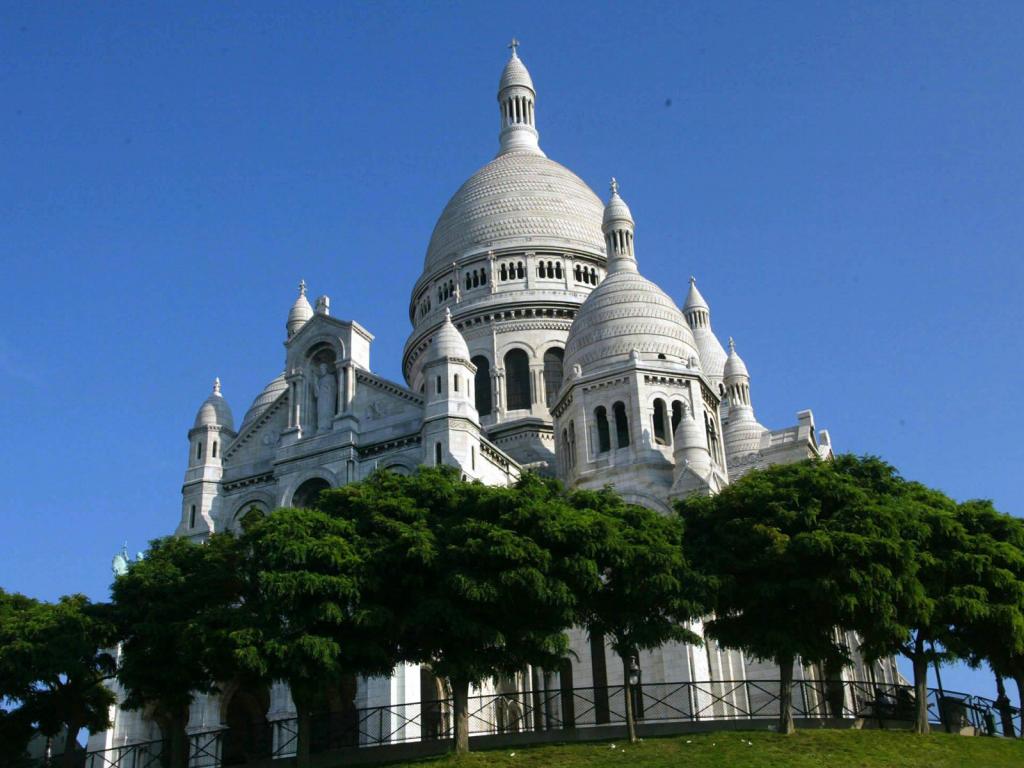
[543,347,565,407]
[537,262,545,278]
[472,271,479,288]
[196,442,203,460]
[574,264,582,282]
[652,399,668,445]
[453,374,460,393]
[500,264,508,281]
[293,477,331,509]
[516,262,524,279]
[472,355,492,416]
[471,445,476,470]
[189,504,196,529]
[613,401,630,448]
[568,420,576,467]
[705,413,721,464]
[435,442,443,466]
[671,400,684,436]
[595,406,611,453]
[591,267,598,284]
[555,262,563,279]
[435,375,442,395]
[465,274,472,291]
[504,349,531,411]
[561,428,569,469]
[480,269,487,285]
[212,440,218,458]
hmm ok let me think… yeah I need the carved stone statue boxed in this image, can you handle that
[315,363,336,432]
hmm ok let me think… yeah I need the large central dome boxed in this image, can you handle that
[423,151,605,274]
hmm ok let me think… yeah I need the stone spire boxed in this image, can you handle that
[602,177,637,274]
[682,276,728,382]
[287,279,314,340]
[497,39,542,156]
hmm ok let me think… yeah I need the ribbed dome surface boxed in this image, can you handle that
[694,330,728,380]
[564,271,698,375]
[194,389,234,431]
[423,152,605,273]
[239,373,287,431]
[430,311,470,361]
[499,54,534,92]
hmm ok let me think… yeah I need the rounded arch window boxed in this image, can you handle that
[292,477,331,509]
[543,347,565,407]
[504,349,531,411]
[472,355,493,416]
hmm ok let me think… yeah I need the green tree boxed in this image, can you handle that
[111,534,243,768]
[943,500,1024,732]
[232,506,392,768]
[0,592,117,768]
[677,456,910,735]
[571,488,704,743]
[320,467,599,754]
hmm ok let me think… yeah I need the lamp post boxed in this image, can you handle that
[624,655,640,743]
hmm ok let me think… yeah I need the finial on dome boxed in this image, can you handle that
[213,377,222,396]
[298,279,306,296]
[728,337,735,353]
[508,37,520,56]
[689,275,696,286]
[444,306,452,321]
[610,177,619,195]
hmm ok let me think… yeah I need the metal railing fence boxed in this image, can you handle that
[77,679,1022,768]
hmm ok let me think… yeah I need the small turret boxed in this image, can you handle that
[422,309,481,471]
[669,399,716,496]
[722,338,767,468]
[180,378,235,538]
[682,276,728,383]
[287,280,313,339]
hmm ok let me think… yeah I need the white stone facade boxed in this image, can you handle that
[91,44,898,756]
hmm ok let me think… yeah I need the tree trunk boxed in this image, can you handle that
[296,706,312,768]
[1013,674,1024,739]
[452,677,470,754]
[994,674,1016,738]
[60,722,80,768]
[622,656,638,744]
[167,710,189,768]
[777,655,796,735]
[912,634,930,735]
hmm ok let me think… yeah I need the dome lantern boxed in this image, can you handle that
[602,177,637,274]
[497,39,542,156]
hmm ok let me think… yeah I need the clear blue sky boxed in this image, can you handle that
[2,2,1022,703]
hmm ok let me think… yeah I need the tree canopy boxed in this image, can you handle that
[0,591,117,768]
[677,456,912,734]
[318,467,602,753]
[111,533,243,768]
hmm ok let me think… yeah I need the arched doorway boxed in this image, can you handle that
[311,676,359,752]
[221,685,271,766]
[292,477,331,509]
[419,668,451,741]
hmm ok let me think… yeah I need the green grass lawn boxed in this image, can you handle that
[376,729,1024,768]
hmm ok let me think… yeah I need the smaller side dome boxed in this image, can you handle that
[602,178,634,232]
[430,308,470,361]
[723,337,750,380]
[239,372,288,431]
[194,378,234,430]
[287,280,314,339]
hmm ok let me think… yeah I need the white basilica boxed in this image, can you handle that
[91,43,899,759]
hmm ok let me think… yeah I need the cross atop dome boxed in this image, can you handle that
[610,177,619,195]
[508,37,520,56]
[298,279,306,296]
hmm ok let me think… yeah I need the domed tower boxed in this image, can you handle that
[721,338,768,477]
[403,41,608,472]
[420,308,486,475]
[554,181,726,511]
[682,276,728,389]
[178,378,235,538]
[286,279,314,340]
